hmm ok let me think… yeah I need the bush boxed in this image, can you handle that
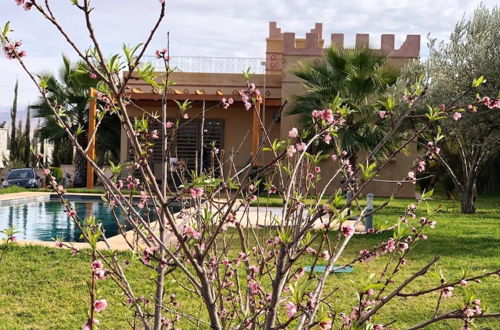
[45,167,63,186]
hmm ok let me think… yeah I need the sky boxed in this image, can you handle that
[0,0,497,124]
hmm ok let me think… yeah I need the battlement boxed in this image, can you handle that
[265,22,420,73]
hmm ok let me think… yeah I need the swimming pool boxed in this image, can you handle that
[0,196,182,242]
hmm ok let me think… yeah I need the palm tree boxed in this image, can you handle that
[288,47,399,163]
[32,55,120,187]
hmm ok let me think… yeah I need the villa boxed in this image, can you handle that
[117,22,421,197]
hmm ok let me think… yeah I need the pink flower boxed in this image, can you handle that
[68,209,76,217]
[183,113,189,119]
[149,130,159,139]
[321,109,334,123]
[89,72,97,79]
[460,280,468,287]
[442,286,454,298]
[407,171,416,183]
[165,121,174,129]
[285,302,297,318]
[154,48,169,60]
[324,134,332,144]
[295,142,307,152]
[438,104,446,110]
[43,168,51,176]
[342,224,354,238]
[288,127,299,138]
[314,166,321,173]
[184,226,201,239]
[286,145,297,157]
[452,112,462,121]
[94,269,107,280]
[23,1,32,10]
[189,187,204,198]
[244,101,252,111]
[373,325,385,330]
[92,260,103,271]
[319,250,330,261]
[248,280,260,295]
[331,154,337,161]
[398,242,409,251]
[15,0,24,5]
[319,319,332,329]
[93,299,108,312]
[82,318,99,330]
[379,111,387,119]
[305,247,316,254]
[417,160,426,172]
[428,221,436,228]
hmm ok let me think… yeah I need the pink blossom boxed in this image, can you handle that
[312,110,322,119]
[92,260,104,271]
[442,286,454,298]
[23,1,32,10]
[244,101,252,111]
[183,113,189,119]
[321,109,334,123]
[93,299,108,312]
[373,325,385,330]
[324,134,332,144]
[94,269,107,280]
[315,166,321,173]
[295,142,307,152]
[15,0,24,5]
[248,280,260,295]
[438,104,446,110]
[43,168,51,176]
[165,121,174,129]
[154,48,169,60]
[452,112,462,121]
[319,250,330,260]
[285,302,297,318]
[189,187,204,198]
[331,154,337,161]
[149,130,159,139]
[68,209,76,217]
[89,72,97,79]
[398,242,409,251]
[184,226,201,239]
[319,319,332,329]
[342,224,355,238]
[82,318,99,330]
[428,221,436,228]
[460,280,468,287]
[407,171,416,183]
[306,247,316,254]
[417,160,426,172]
[379,111,387,119]
[286,145,297,157]
[55,241,63,248]
[288,127,299,138]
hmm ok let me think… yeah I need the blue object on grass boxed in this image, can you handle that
[304,265,354,274]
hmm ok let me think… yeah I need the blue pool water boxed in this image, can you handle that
[0,200,131,242]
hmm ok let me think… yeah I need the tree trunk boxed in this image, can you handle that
[459,180,477,214]
[73,135,88,187]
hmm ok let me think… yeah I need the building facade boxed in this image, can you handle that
[122,22,420,197]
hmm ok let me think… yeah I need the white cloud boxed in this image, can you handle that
[0,0,497,115]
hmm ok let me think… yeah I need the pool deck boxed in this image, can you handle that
[3,192,366,251]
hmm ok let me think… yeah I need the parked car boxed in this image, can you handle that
[1,168,40,188]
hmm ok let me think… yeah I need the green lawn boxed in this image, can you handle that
[0,195,498,329]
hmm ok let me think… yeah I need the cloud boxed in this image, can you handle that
[0,0,497,115]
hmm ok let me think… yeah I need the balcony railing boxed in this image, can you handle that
[145,56,266,74]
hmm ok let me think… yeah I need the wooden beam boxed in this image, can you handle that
[86,88,97,189]
[252,97,262,166]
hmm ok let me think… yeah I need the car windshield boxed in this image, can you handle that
[6,169,34,180]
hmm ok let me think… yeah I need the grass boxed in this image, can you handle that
[0,195,499,328]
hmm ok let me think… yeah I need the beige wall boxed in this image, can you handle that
[120,102,281,178]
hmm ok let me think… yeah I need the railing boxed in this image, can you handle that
[145,56,266,74]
